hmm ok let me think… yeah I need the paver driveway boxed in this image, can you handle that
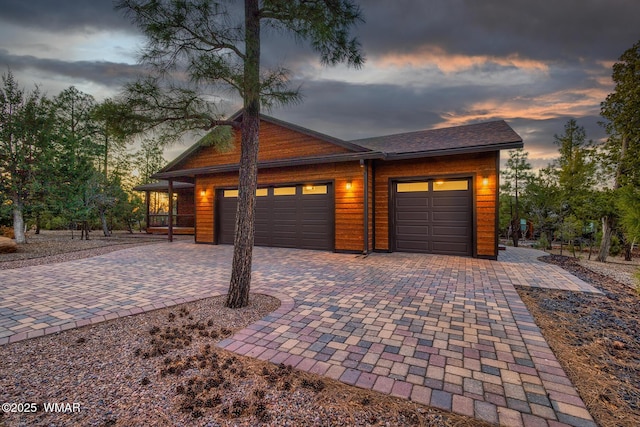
[1,243,600,426]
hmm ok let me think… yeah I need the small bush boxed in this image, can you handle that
[609,235,622,257]
[634,268,640,296]
[0,226,14,239]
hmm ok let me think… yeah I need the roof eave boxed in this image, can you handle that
[382,141,524,161]
[152,151,385,181]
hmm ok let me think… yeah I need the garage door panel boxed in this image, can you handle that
[432,241,470,254]
[432,197,469,208]
[432,211,469,222]
[396,212,430,221]
[394,179,472,256]
[396,240,430,251]
[432,226,470,237]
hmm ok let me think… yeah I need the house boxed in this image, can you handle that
[139,111,523,259]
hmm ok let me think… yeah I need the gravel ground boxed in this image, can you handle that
[518,255,640,427]
[0,231,181,270]
[0,236,484,427]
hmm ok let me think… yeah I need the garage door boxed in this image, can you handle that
[218,184,333,250]
[392,179,472,256]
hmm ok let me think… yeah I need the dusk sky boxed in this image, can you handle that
[1,0,638,169]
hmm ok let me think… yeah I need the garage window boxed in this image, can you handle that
[224,188,269,197]
[274,187,296,196]
[397,182,429,192]
[433,180,468,191]
[303,185,328,195]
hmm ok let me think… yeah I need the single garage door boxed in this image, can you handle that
[392,179,472,256]
[218,184,333,250]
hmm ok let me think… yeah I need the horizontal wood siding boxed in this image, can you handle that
[373,152,499,258]
[195,162,364,251]
[177,120,352,170]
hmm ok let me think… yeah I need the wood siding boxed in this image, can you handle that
[195,162,365,251]
[373,152,499,258]
[176,120,352,170]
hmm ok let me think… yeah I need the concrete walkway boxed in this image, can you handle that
[0,244,599,426]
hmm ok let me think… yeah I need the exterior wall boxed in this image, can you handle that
[195,162,366,252]
[178,120,352,170]
[373,152,499,258]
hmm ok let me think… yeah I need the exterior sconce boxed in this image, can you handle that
[345,181,352,190]
[482,177,489,186]
[200,189,206,197]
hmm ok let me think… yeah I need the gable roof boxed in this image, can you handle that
[160,110,370,174]
[152,115,523,182]
[351,120,523,159]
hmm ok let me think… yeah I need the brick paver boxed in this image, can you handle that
[0,243,599,426]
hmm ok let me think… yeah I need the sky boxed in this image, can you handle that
[1,0,639,169]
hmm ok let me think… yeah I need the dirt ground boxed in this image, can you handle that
[518,255,640,427]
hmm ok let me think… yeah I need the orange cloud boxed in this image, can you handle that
[375,46,549,74]
[438,86,612,128]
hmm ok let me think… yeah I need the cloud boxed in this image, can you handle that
[0,49,142,95]
[0,0,135,33]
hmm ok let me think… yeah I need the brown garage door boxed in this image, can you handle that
[218,184,333,250]
[392,179,472,256]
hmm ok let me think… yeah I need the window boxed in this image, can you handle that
[302,185,328,195]
[433,180,469,191]
[224,188,268,197]
[397,182,429,192]
[273,187,296,196]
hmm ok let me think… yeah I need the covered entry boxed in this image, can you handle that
[392,178,472,256]
[218,183,334,250]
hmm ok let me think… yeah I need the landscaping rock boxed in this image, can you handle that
[0,236,18,253]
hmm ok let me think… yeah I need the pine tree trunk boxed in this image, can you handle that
[597,216,614,262]
[623,240,632,261]
[511,217,519,247]
[226,0,261,309]
[12,200,26,244]
[100,209,110,237]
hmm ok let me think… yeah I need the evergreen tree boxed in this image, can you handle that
[116,0,364,308]
[501,148,533,247]
[0,71,54,243]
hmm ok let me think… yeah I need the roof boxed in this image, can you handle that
[351,120,523,159]
[160,110,370,174]
[153,115,523,182]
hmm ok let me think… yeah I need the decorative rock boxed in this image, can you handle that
[0,236,18,253]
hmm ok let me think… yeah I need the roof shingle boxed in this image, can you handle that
[351,120,522,155]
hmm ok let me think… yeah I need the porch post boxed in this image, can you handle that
[145,190,150,233]
[362,159,369,254]
[168,179,174,242]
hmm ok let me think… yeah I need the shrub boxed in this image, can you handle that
[0,226,14,239]
[635,268,640,296]
[609,235,622,257]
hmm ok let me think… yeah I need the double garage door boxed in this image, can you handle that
[393,179,473,256]
[218,184,333,250]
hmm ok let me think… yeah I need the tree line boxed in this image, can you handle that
[0,71,167,243]
[501,42,640,262]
